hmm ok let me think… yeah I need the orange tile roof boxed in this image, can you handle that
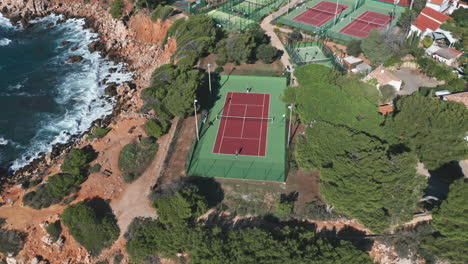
[379,104,394,115]
[444,92,468,107]
[429,0,446,5]
[368,66,401,85]
[422,7,450,22]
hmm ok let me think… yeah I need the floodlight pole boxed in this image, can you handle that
[194,99,200,141]
[287,0,290,14]
[287,104,293,148]
[334,0,340,25]
[208,63,212,94]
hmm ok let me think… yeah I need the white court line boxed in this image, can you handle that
[224,136,262,140]
[240,106,248,138]
[230,103,265,107]
[258,93,266,156]
[217,92,234,153]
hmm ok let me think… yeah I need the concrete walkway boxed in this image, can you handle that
[260,1,301,86]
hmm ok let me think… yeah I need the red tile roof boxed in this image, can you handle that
[422,7,450,22]
[413,7,451,31]
[444,92,468,107]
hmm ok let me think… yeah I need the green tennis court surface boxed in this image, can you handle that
[187,75,287,182]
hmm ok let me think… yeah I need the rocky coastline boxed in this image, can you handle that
[0,0,175,190]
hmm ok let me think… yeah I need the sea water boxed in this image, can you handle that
[0,13,132,171]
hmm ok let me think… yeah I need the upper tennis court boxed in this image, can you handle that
[293,1,349,27]
[339,10,393,38]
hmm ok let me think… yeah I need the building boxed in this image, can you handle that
[447,0,468,13]
[442,91,468,107]
[354,63,372,74]
[410,7,451,37]
[364,66,403,91]
[432,47,464,66]
[426,0,451,12]
[343,56,363,70]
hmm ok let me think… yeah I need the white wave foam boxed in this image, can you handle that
[0,137,8,146]
[0,13,16,29]
[10,14,133,171]
[0,38,11,46]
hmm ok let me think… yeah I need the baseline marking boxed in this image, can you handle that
[258,93,266,156]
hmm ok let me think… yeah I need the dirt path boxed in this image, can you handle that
[110,117,180,237]
[157,116,196,185]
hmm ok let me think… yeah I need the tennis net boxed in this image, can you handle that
[215,114,274,123]
[349,17,392,28]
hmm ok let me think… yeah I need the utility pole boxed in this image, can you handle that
[194,99,199,141]
[334,0,340,25]
[287,104,293,147]
[207,63,212,94]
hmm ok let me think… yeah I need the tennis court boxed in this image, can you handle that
[213,92,270,157]
[186,75,287,182]
[293,1,349,27]
[339,11,392,38]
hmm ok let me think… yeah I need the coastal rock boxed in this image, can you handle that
[70,46,78,51]
[87,41,105,53]
[60,41,70,46]
[67,55,83,63]
[104,83,118,96]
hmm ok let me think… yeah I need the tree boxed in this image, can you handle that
[361,30,393,64]
[421,36,434,48]
[46,220,62,241]
[287,30,303,43]
[144,119,169,138]
[110,0,124,19]
[0,228,26,256]
[391,95,468,170]
[62,199,119,255]
[337,75,380,105]
[256,44,278,64]
[397,9,418,33]
[346,40,362,57]
[420,179,468,263]
[143,64,205,117]
[216,32,256,65]
[413,0,427,13]
[296,123,426,232]
[61,148,93,175]
[379,84,397,104]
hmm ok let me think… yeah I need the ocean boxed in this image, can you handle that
[0,13,132,171]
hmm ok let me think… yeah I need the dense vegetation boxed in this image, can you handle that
[296,122,426,232]
[144,119,170,138]
[119,137,159,183]
[420,178,468,263]
[125,182,373,263]
[46,220,62,241]
[62,198,119,255]
[150,5,173,22]
[285,65,384,137]
[87,127,111,140]
[440,7,467,51]
[142,64,205,118]
[165,15,218,67]
[389,96,468,170]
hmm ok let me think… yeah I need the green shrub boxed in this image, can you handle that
[122,172,142,183]
[61,148,94,175]
[421,36,434,48]
[88,163,102,174]
[383,56,403,67]
[150,5,173,21]
[417,57,457,81]
[22,173,86,209]
[215,66,224,73]
[144,119,169,138]
[274,200,293,219]
[110,0,124,19]
[88,127,111,140]
[46,220,62,241]
[62,199,119,255]
[0,228,26,256]
[113,253,124,264]
[118,138,158,181]
[346,39,362,57]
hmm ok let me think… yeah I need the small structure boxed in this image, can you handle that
[442,91,468,107]
[447,0,468,13]
[364,66,403,91]
[353,63,372,74]
[426,0,451,12]
[343,56,363,70]
[378,104,394,116]
[433,47,464,66]
[410,7,451,39]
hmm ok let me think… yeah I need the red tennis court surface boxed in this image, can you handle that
[339,11,392,38]
[213,92,270,157]
[293,1,349,27]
